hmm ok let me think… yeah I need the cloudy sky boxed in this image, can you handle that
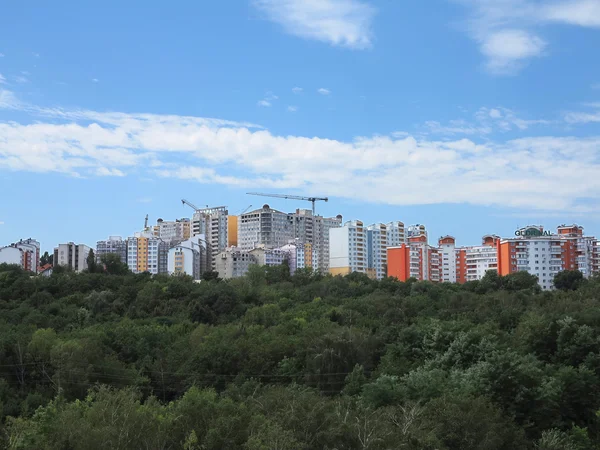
[1,0,600,249]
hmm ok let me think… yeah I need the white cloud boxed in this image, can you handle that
[32,52,40,58]
[0,221,4,225]
[287,105,298,112]
[488,108,502,119]
[92,78,99,83]
[481,29,546,74]
[14,75,28,84]
[318,88,331,95]
[564,102,600,124]
[253,0,376,49]
[455,0,600,75]
[425,106,551,135]
[96,167,125,177]
[542,0,600,27]
[258,91,278,107]
[0,74,5,85]
[0,53,4,57]
[565,111,600,124]
[292,87,303,94]
[1,91,600,213]
[0,89,20,109]
[592,83,600,90]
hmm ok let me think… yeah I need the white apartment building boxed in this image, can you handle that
[366,223,388,280]
[54,242,92,272]
[167,237,207,280]
[0,238,40,273]
[438,236,457,283]
[0,246,24,267]
[457,237,499,282]
[407,224,427,239]
[96,236,127,264]
[329,220,367,276]
[386,221,407,247]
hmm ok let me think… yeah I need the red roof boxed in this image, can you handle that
[37,263,52,272]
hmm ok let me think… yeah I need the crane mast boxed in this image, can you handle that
[246,192,328,215]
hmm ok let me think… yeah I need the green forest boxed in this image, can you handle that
[1,259,600,449]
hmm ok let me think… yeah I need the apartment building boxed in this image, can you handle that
[192,206,229,270]
[366,223,388,280]
[167,237,207,279]
[407,224,427,239]
[96,236,127,264]
[250,244,297,275]
[289,209,342,273]
[386,221,407,247]
[215,247,257,279]
[438,236,457,283]
[126,232,168,275]
[238,205,294,250]
[387,234,441,282]
[329,220,367,276]
[0,238,40,273]
[152,218,191,244]
[456,235,500,283]
[54,242,92,272]
[497,224,599,290]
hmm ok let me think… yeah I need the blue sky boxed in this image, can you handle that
[1,0,600,252]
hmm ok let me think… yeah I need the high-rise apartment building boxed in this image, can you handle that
[96,236,128,264]
[192,206,229,270]
[438,236,457,283]
[54,242,92,272]
[152,218,191,244]
[126,232,168,275]
[0,238,40,273]
[329,220,367,276]
[289,209,342,273]
[366,223,388,280]
[238,205,294,250]
[407,224,427,239]
[317,214,343,272]
[386,221,406,247]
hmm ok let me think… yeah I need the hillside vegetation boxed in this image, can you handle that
[1,262,600,449]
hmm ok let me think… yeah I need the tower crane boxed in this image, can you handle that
[236,204,253,215]
[144,214,149,230]
[181,199,228,213]
[181,199,201,211]
[246,192,328,215]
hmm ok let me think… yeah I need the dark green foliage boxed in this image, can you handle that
[99,253,129,275]
[554,270,585,291]
[1,264,600,449]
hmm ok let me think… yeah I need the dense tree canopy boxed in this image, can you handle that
[1,262,599,449]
